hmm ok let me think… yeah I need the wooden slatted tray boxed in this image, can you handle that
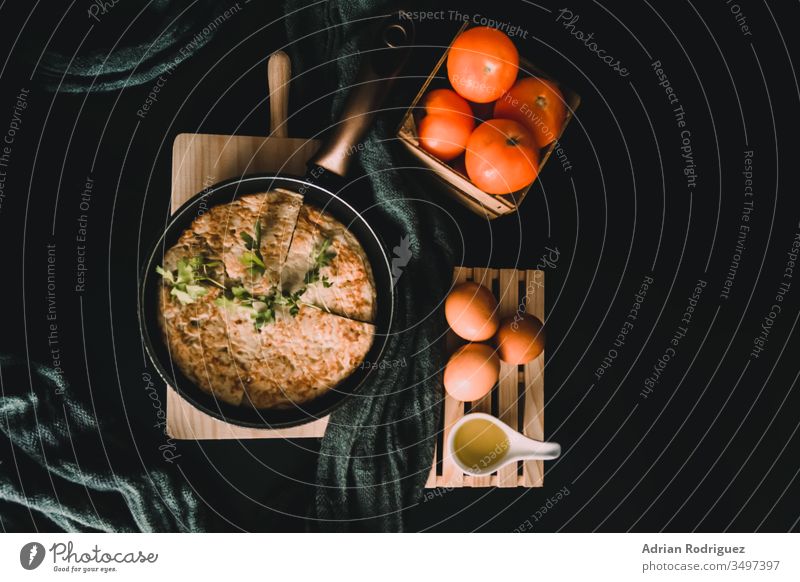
[426,267,545,488]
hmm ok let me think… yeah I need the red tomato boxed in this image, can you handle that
[422,89,473,125]
[494,78,565,148]
[417,89,475,160]
[465,119,539,194]
[418,114,473,161]
[447,26,519,103]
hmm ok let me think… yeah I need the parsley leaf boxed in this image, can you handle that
[155,265,175,285]
[158,233,338,327]
[240,232,255,249]
[231,285,251,300]
[215,286,277,330]
[214,295,237,309]
[239,250,266,278]
[304,238,336,287]
[170,288,195,304]
[274,288,305,317]
[239,220,266,278]
[157,257,223,304]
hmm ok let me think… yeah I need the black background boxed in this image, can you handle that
[0,0,798,532]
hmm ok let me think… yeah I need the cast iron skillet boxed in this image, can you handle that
[139,15,413,428]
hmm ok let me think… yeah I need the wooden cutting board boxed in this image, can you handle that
[165,53,327,440]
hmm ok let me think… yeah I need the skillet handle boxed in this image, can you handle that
[268,51,291,138]
[309,14,414,178]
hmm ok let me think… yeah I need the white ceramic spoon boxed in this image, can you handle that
[447,412,561,476]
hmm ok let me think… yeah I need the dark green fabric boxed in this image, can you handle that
[284,0,454,531]
[0,357,205,532]
[0,0,452,533]
[34,0,221,93]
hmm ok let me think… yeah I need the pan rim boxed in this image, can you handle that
[138,173,396,429]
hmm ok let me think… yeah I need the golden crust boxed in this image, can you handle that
[225,304,375,408]
[158,286,245,406]
[280,204,376,322]
[186,191,302,294]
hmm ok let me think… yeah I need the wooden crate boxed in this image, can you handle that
[426,266,545,488]
[397,22,580,219]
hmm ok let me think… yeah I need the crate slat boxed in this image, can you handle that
[462,267,496,487]
[522,270,545,487]
[472,267,493,290]
[439,394,464,487]
[496,269,520,487]
[425,448,438,487]
[438,267,470,487]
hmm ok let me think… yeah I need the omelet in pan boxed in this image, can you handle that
[156,191,376,408]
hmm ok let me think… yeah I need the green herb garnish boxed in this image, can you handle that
[215,286,277,330]
[274,288,305,317]
[304,238,336,288]
[156,257,223,305]
[239,220,266,278]
[161,234,337,329]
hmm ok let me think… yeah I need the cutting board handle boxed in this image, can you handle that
[310,14,414,177]
[268,51,291,138]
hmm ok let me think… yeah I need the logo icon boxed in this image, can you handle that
[20,542,45,570]
[391,236,412,287]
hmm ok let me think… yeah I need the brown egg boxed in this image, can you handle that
[496,314,545,365]
[444,343,500,401]
[445,282,499,341]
